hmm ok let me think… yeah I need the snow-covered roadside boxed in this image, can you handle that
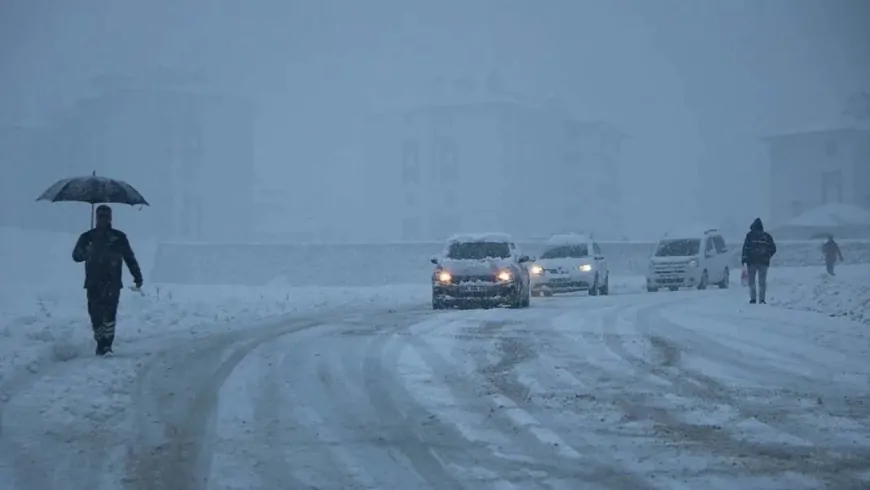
[767,265,870,324]
[0,281,430,386]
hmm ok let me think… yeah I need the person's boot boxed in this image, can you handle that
[749,299,756,304]
[104,335,114,356]
[95,340,107,356]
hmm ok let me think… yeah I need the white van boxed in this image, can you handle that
[646,228,731,292]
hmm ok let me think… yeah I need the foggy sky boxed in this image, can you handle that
[2,0,868,239]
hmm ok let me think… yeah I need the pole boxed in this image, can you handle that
[91,170,96,229]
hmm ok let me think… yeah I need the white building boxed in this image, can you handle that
[763,122,870,225]
[359,101,624,242]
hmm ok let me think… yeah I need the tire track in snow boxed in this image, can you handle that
[456,310,657,489]
[125,312,361,490]
[365,313,618,488]
[596,301,870,488]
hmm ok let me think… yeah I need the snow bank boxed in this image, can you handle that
[769,265,870,324]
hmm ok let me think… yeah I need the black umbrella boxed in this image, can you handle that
[37,171,149,227]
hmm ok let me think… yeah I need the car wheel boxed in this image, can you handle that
[507,286,522,308]
[531,290,541,297]
[697,270,709,290]
[669,286,679,291]
[543,289,554,297]
[718,267,730,289]
[588,273,599,296]
[647,286,658,292]
[598,274,609,295]
[432,298,446,310]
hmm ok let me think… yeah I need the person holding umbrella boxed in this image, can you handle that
[38,171,149,356]
[72,205,143,355]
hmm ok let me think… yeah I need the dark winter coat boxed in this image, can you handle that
[741,218,777,266]
[823,239,843,262]
[72,227,143,290]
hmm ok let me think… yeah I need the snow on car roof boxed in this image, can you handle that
[662,227,719,240]
[447,232,513,243]
[544,233,591,245]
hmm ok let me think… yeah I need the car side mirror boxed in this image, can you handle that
[518,255,531,263]
[430,256,439,265]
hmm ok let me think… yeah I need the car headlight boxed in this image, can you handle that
[579,264,592,272]
[437,271,452,283]
[530,265,543,275]
[687,259,698,268]
[496,270,513,282]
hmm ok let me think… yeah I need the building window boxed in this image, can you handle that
[402,141,419,184]
[821,170,842,203]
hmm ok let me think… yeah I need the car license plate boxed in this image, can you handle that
[464,285,486,292]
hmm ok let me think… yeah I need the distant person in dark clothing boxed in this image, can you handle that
[72,205,143,356]
[822,235,844,275]
[741,218,777,304]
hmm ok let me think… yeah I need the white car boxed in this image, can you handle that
[646,228,731,292]
[529,234,610,296]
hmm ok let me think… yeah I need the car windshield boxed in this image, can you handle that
[655,239,700,257]
[446,241,511,260]
[540,244,588,259]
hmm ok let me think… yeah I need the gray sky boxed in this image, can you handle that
[2,0,868,239]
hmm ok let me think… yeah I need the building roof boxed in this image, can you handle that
[781,203,870,228]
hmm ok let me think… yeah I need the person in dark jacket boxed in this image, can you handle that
[822,235,844,275]
[741,218,777,304]
[72,205,143,356]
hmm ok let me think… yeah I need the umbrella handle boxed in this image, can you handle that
[91,203,95,229]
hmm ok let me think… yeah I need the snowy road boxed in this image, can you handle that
[2,289,870,489]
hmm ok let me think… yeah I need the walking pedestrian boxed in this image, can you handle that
[72,205,143,356]
[822,235,844,275]
[741,218,777,304]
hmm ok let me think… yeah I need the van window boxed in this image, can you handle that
[705,238,715,254]
[712,235,727,253]
[593,242,602,255]
[655,239,700,257]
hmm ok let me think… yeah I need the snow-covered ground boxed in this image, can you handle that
[1,225,869,489]
[766,265,870,324]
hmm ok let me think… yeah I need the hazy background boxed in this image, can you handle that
[2,0,869,242]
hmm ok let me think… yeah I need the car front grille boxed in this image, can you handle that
[653,264,687,274]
